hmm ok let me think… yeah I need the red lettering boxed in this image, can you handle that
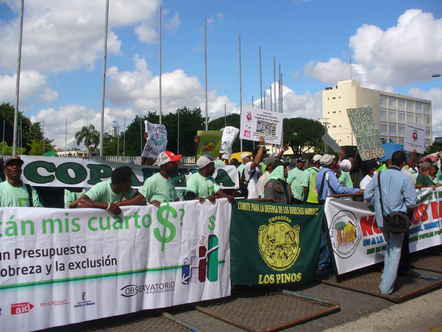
[360,216,381,236]
[431,202,439,219]
[412,204,428,224]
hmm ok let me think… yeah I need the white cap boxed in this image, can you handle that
[320,154,335,166]
[196,155,214,169]
[221,153,230,160]
[312,154,322,162]
[339,159,352,172]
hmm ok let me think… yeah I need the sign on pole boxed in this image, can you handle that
[240,105,283,145]
[347,106,383,161]
[404,124,425,153]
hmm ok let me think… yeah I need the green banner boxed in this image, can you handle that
[231,201,323,287]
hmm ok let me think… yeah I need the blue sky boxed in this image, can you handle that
[0,0,441,147]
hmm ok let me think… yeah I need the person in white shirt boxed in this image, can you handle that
[243,136,266,199]
[359,160,378,190]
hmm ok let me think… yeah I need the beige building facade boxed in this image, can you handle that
[322,80,432,148]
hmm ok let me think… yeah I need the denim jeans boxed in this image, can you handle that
[379,230,404,294]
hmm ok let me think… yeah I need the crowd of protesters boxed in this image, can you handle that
[1,137,441,296]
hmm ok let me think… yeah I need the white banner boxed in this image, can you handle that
[240,105,283,145]
[221,126,239,155]
[325,187,442,275]
[0,200,231,331]
[142,120,168,159]
[404,124,425,153]
[19,156,239,190]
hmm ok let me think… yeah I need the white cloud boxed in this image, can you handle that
[408,88,442,138]
[31,105,135,148]
[107,56,236,118]
[0,0,161,72]
[0,70,57,103]
[306,9,442,87]
[255,82,322,120]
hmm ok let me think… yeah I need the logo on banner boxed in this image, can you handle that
[258,218,301,271]
[73,292,95,308]
[11,302,34,315]
[120,281,175,297]
[40,300,70,307]
[181,234,219,284]
[330,210,361,258]
[412,131,418,141]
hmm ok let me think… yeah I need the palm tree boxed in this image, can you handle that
[75,125,99,156]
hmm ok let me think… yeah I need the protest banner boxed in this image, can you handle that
[220,126,239,155]
[347,106,384,161]
[0,200,231,331]
[231,201,323,287]
[196,130,222,158]
[404,124,425,153]
[141,120,168,159]
[19,156,239,190]
[240,105,283,145]
[325,188,442,275]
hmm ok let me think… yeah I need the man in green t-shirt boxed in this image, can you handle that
[0,157,42,207]
[127,151,182,207]
[185,155,232,203]
[74,166,141,214]
[287,158,309,202]
[416,161,434,188]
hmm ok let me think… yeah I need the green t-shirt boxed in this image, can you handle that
[186,172,220,198]
[0,181,42,207]
[139,173,178,203]
[338,171,354,188]
[287,168,309,201]
[64,189,86,208]
[84,180,137,203]
[416,174,433,187]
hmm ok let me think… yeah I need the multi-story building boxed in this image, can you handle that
[322,80,432,148]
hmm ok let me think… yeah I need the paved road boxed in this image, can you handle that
[46,280,442,332]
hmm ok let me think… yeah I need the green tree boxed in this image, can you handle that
[283,118,325,155]
[0,141,26,155]
[75,125,99,155]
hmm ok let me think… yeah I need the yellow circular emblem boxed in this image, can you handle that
[258,221,301,271]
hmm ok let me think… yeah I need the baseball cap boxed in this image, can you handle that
[4,157,24,167]
[312,154,322,162]
[196,155,215,169]
[154,151,182,166]
[320,154,336,166]
[339,159,352,172]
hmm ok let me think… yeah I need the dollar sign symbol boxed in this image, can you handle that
[208,216,215,231]
[154,204,177,251]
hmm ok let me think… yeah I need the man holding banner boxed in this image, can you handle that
[364,151,416,294]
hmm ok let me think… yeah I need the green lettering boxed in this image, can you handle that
[5,221,18,236]
[42,218,63,234]
[23,161,55,184]
[20,220,35,235]
[55,162,87,185]
[87,164,112,185]
[88,217,98,231]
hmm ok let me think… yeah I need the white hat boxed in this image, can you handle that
[196,155,214,169]
[339,159,352,172]
[320,154,335,166]
[312,154,322,162]
[221,153,230,160]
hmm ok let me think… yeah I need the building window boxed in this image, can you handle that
[398,124,405,136]
[388,96,397,109]
[380,122,388,134]
[406,100,414,112]
[380,95,387,107]
[398,111,405,122]
[425,115,431,124]
[380,110,387,121]
[416,114,423,125]
[389,124,397,135]
[407,112,414,123]
[426,127,431,136]
[388,110,397,121]
[398,99,405,111]
[416,102,422,113]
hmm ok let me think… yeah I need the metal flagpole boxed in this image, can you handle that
[280,71,284,114]
[159,6,163,124]
[139,117,143,155]
[270,86,273,111]
[204,18,208,131]
[224,104,227,127]
[65,118,67,150]
[238,34,243,152]
[259,47,263,109]
[177,110,180,154]
[273,56,276,112]
[100,0,110,158]
[279,64,282,113]
[2,119,5,155]
[13,0,24,157]
[123,119,126,156]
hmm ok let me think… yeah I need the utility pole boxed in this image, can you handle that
[238,34,243,152]
[159,6,163,124]
[204,18,208,130]
[99,0,110,158]
[13,0,24,157]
